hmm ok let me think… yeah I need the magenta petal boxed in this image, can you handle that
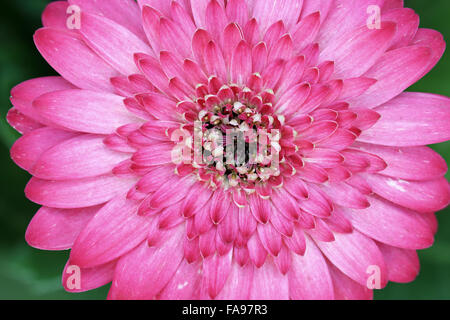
[315,229,388,288]
[354,143,447,181]
[377,242,420,283]
[70,196,151,268]
[349,46,433,108]
[32,134,130,180]
[25,175,136,209]
[328,263,372,300]
[249,259,289,300]
[364,174,450,213]
[289,236,334,299]
[62,259,116,293]
[34,28,118,92]
[358,92,450,146]
[109,225,185,299]
[26,205,100,250]
[11,127,77,172]
[33,89,141,134]
[345,195,435,250]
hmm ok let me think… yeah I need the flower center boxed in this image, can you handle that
[181,77,289,191]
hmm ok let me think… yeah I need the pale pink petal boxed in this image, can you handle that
[358,92,450,146]
[32,134,130,180]
[70,195,151,268]
[33,89,140,134]
[289,237,334,299]
[377,242,420,283]
[109,225,185,299]
[26,205,100,251]
[34,28,118,92]
[25,175,136,209]
[345,195,435,250]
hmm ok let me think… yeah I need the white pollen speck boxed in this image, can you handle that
[387,179,407,192]
[177,281,189,290]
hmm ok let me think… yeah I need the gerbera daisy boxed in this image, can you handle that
[7,0,450,300]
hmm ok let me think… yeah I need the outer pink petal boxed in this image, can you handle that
[216,262,254,300]
[10,127,77,171]
[289,236,334,299]
[315,229,388,288]
[79,13,152,75]
[354,143,447,181]
[42,1,70,30]
[25,205,100,250]
[377,242,420,283]
[328,263,373,300]
[358,92,450,146]
[158,260,202,300]
[62,259,116,293]
[34,28,118,92]
[319,22,396,78]
[32,134,130,180]
[345,195,435,250]
[109,225,185,299]
[10,76,75,122]
[349,46,432,108]
[69,0,145,40]
[70,195,151,268]
[25,175,136,209]
[364,174,450,213]
[33,89,140,134]
[6,108,42,134]
[249,259,289,300]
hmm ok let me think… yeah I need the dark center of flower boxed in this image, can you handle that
[181,76,291,191]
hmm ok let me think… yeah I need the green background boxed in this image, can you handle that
[0,0,449,300]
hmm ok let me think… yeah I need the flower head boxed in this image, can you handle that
[8,0,450,299]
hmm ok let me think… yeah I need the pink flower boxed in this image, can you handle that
[7,0,450,300]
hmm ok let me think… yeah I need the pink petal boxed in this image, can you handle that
[349,46,433,108]
[226,0,249,27]
[315,229,388,288]
[10,127,77,171]
[328,263,373,300]
[32,134,129,180]
[70,0,145,40]
[292,11,321,52]
[231,40,252,84]
[377,242,420,283]
[70,196,151,268]
[63,259,116,293]
[249,259,289,300]
[364,174,450,213]
[42,1,69,30]
[202,251,233,299]
[320,22,397,78]
[34,28,118,92]
[354,143,448,181]
[109,225,185,299]
[383,8,419,50]
[410,28,446,78]
[216,262,254,300]
[79,13,152,75]
[345,195,435,250]
[10,76,75,122]
[33,89,140,134]
[26,205,100,250]
[25,175,136,209]
[251,0,303,32]
[358,92,450,146]
[158,260,202,300]
[289,236,334,299]
[6,108,42,134]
